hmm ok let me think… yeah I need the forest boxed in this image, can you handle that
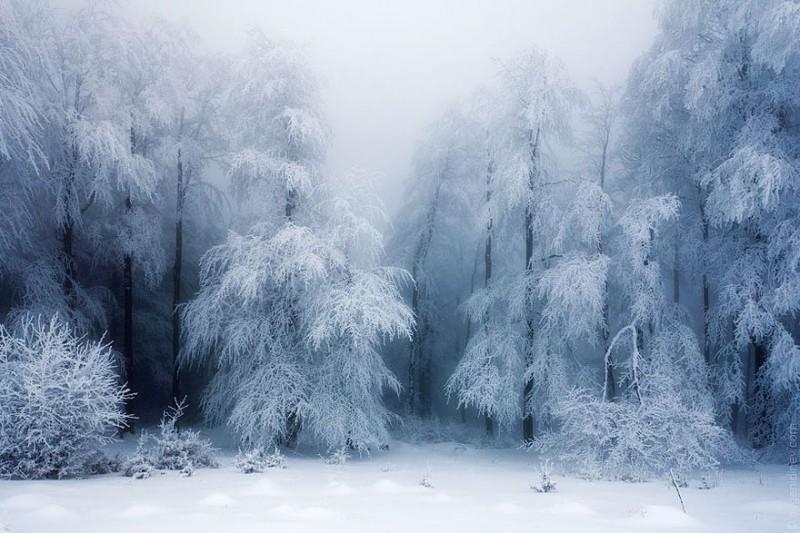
[0,0,798,531]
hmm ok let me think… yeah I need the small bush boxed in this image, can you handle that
[419,465,434,488]
[324,446,350,465]
[0,316,130,479]
[234,447,286,473]
[122,438,155,479]
[530,460,557,493]
[122,399,217,477]
[697,469,720,490]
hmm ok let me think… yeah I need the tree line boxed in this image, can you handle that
[0,0,797,477]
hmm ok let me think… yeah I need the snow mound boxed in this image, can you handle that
[121,503,163,517]
[200,492,237,507]
[623,505,698,528]
[34,504,75,520]
[545,501,594,515]
[372,479,424,494]
[431,492,454,503]
[746,500,798,515]
[328,481,356,495]
[0,494,47,510]
[269,504,338,521]
[242,478,282,496]
[491,502,524,514]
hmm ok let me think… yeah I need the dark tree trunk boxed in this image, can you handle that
[673,239,680,304]
[171,147,185,403]
[418,338,432,418]
[483,156,495,438]
[600,229,615,402]
[598,126,615,401]
[751,341,771,448]
[460,244,481,424]
[522,126,541,443]
[700,199,711,364]
[123,191,134,418]
[282,186,302,447]
[61,145,79,313]
[285,187,297,219]
[523,207,535,442]
[62,217,74,300]
[407,174,443,416]
[407,275,420,416]
[123,125,137,421]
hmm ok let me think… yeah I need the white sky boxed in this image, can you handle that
[76,0,659,208]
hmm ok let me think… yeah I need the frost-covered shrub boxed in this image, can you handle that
[122,400,217,477]
[122,439,154,479]
[535,326,736,481]
[0,317,130,479]
[419,465,434,488]
[234,447,286,473]
[530,460,556,493]
[535,385,732,481]
[697,469,720,490]
[324,446,351,465]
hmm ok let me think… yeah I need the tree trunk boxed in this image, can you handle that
[484,223,495,438]
[523,126,541,443]
[282,186,302,446]
[123,191,134,419]
[407,174,443,416]
[673,238,680,304]
[523,207,535,441]
[701,201,711,364]
[123,127,136,421]
[484,157,495,437]
[598,126,615,401]
[751,341,771,448]
[61,144,79,313]
[171,147,185,403]
[285,187,297,219]
[460,244,481,424]
[418,338,432,418]
[407,269,420,416]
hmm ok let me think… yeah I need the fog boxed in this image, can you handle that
[103,0,658,210]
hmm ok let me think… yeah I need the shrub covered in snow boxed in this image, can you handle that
[234,447,287,473]
[0,316,130,479]
[122,399,217,477]
[534,382,734,481]
[122,439,155,479]
[419,465,434,488]
[324,446,351,465]
[530,460,556,493]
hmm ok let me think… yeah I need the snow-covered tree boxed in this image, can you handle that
[696,0,800,449]
[535,195,731,480]
[0,0,45,169]
[181,36,410,451]
[182,174,412,450]
[626,0,800,451]
[447,47,586,439]
[224,31,327,227]
[304,172,414,450]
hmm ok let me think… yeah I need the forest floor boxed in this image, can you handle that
[0,437,795,533]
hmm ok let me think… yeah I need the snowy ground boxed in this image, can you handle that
[0,440,796,533]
